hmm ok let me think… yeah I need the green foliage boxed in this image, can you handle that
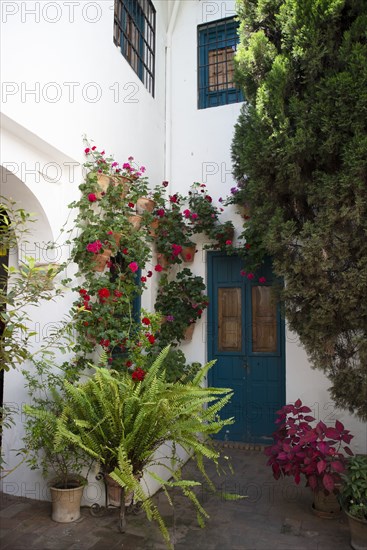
[232,0,367,418]
[55,347,234,547]
[339,455,367,520]
[21,359,91,488]
[155,269,209,347]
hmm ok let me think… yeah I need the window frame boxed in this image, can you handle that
[114,0,156,97]
[197,16,243,109]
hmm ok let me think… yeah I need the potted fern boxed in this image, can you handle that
[55,347,234,547]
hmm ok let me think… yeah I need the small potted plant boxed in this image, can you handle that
[155,268,209,346]
[154,195,196,266]
[264,399,354,518]
[339,454,367,549]
[21,359,92,523]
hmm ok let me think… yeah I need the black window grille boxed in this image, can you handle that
[114,0,156,96]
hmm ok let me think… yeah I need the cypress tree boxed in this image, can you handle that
[232,0,367,419]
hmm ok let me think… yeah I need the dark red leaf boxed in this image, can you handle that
[322,473,334,492]
[335,420,344,432]
[294,398,302,408]
[317,460,327,474]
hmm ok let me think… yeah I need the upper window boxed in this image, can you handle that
[114,0,156,96]
[198,17,243,109]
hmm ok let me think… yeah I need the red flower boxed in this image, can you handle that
[197,309,203,316]
[84,147,90,154]
[99,338,110,348]
[125,360,133,368]
[156,208,165,217]
[240,270,247,276]
[185,253,192,261]
[162,180,169,187]
[183,209,191,218]
[147,271,153,277]
[114,290,123,297]
[122,248,128,255]
[83,294,91,301]
[128,202,135,209]
[128,262,139,273]
[247,273,254,280]
[79,288,88,295]
[205,195,212,203]
[245,243,251,250]
[141,276,147,283]
[171,244,182,256]
[132,367,146,381]
[98,288,110,301]
[146,333,155,344]
[169,194,178,203]
[91,146,96,151]
[155,264,163,272]
[225,240,232,245]
[142,317,151,326]
[86,240,103,254]
[259,276,266,284]
[88,193,97,202]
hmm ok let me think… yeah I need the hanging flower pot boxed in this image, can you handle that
[96,173,112,192]
[180,244,196,263]
[92,249,112,272]
[157,253,170,270]
[112,175,130,198]
[136,197,155,215]
[183,323,195,342]
[149,218,160,237]
[128,214,143,230]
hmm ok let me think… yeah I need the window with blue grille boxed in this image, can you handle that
[198,17,244,109]
[114,0,156,96]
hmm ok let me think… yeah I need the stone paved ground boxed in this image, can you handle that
[0,448,351,549]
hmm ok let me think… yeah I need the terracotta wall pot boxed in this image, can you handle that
[128,215,143,230]
[136,197,155,214]
[105,474,133,508]
[92,249,112,272]
[112,175,130,198]
[96,174,129,198]
[183,323,195,342]
[149,218,160,237]
[50,483,84,523]
[156,253,169,270]
[345,511,367,550]
[180,245,196,263]
[96,173,111,192]
[312,490,341,519]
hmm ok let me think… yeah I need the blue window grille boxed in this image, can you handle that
[114,0,156,96]
[198,17,244,109]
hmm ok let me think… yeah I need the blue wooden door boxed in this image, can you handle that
[208,253,285,443]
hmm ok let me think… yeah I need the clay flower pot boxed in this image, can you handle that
[128,214,143,230]
[92,249,112,272]
[50,482,85,523]
[345,510,367,550]
[180,244,196,263]
[312,490,341,519]
[183,323,195,342]
[136,197,155,214]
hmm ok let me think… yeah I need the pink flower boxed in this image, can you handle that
[247,273,254,280]
[101,150,105,155]
[259,276,266,284]
[128,156,134,161]
[128,262,139,273]
[225,240,232,245]
[140,166,146,173]
[122,162,131,170]
[84,147,90,154]
[155,264,163,272]
[88,193,97,202]
[86,240,103,254]
[183,209,191,218]
[91,146,97,151]
[191,213,198,220]
[112,162,118,167]
[240,270,247,277]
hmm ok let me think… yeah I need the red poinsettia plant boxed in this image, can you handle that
[264,399,354,494]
